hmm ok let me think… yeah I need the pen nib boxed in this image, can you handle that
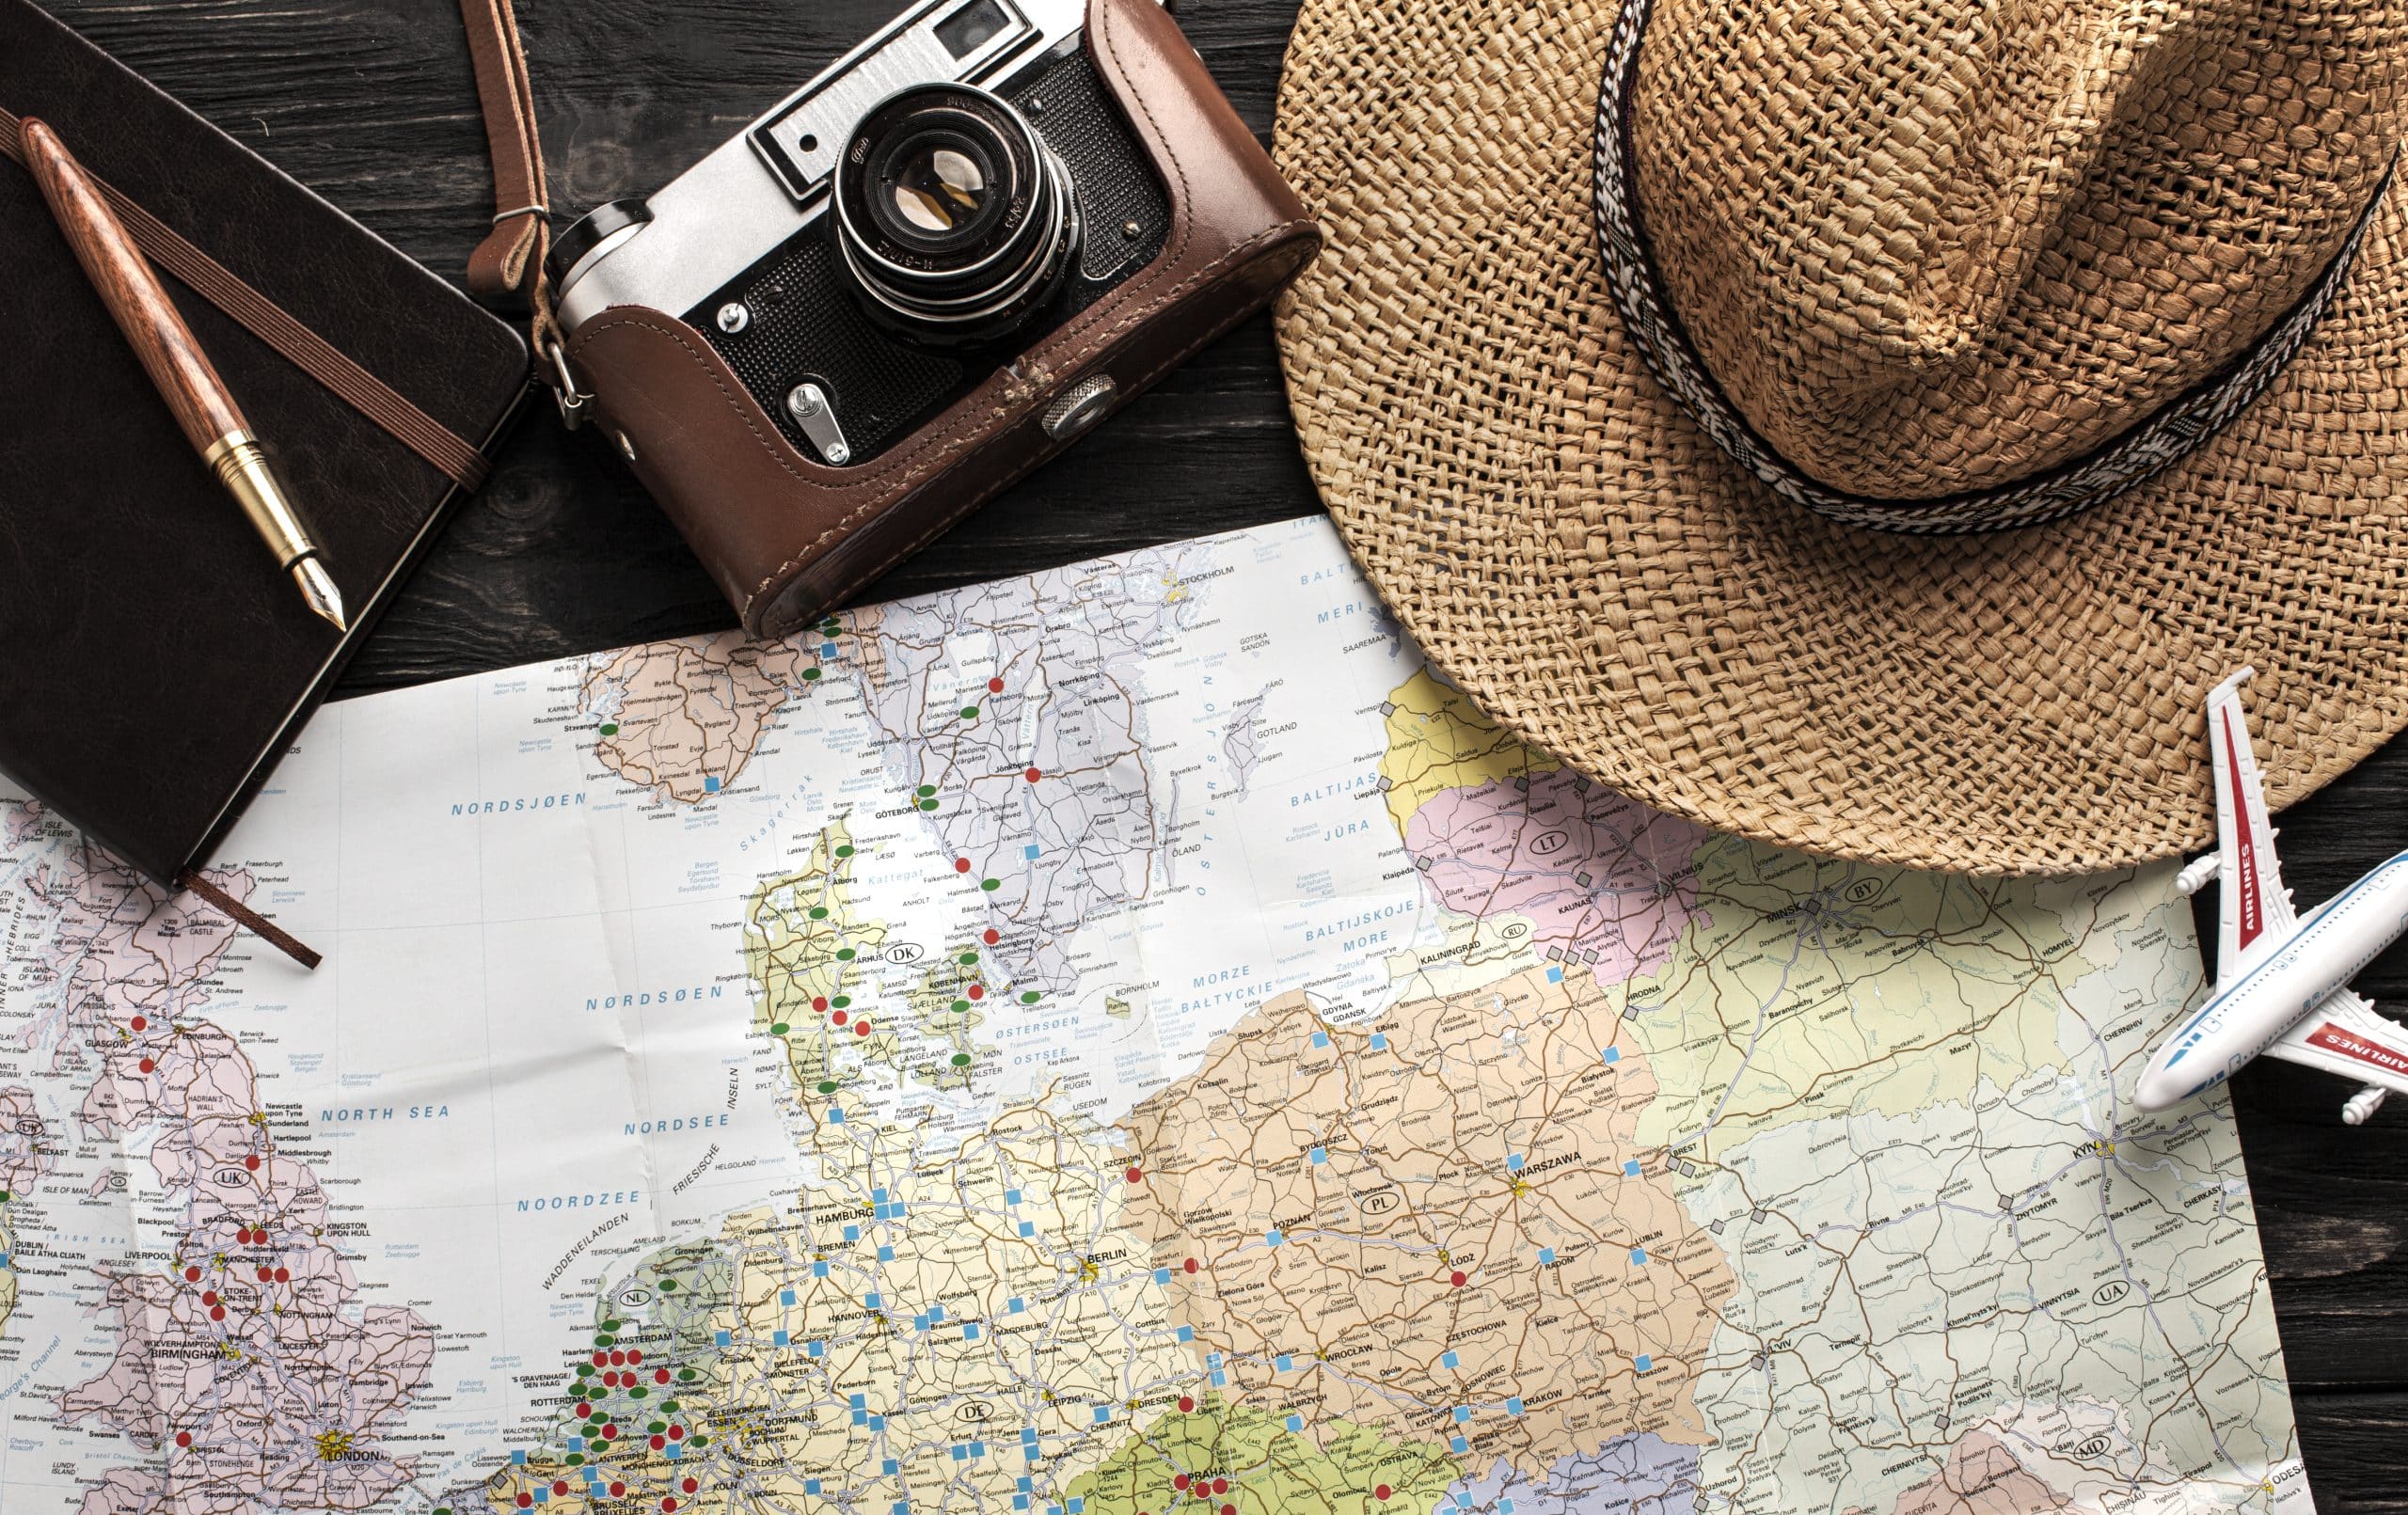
[292,557,348,633]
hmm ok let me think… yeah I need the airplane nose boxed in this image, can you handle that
[2131,1062,2181,1113]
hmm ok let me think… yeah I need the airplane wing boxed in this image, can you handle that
[2261,988,2408,1098]
[2207,669,2299,988]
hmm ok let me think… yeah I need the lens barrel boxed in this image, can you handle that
[832,84,1081,346]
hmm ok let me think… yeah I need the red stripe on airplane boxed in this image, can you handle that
[2223,705,2263,950]
[2306,1023,2408,1076]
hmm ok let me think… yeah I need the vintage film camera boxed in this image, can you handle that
[549,0,1321,638]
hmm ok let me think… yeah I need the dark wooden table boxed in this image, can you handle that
[45,0,2408,1505]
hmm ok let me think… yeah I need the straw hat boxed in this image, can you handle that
[1274,0,2408,873]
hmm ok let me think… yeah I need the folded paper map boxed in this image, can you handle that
[0,516,2305,1513]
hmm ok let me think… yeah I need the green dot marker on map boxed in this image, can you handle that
[916,784,936,797]
[836,947,855,960]
[835,844,855,858]
[1021,991,1041,1003]
[690,1435,710,1449]
[808,906,829,920]
[802,667,822,681]
[951,1000,970,1014]
[960,706,979,720]
[981,878,1000,892]
[919,797,939,811]
[594,1334,613,1348]
[817,1080,837,1094]
[958,952,977,965]
[770,1022,790,1036]
[629,1386,648,1400]
[832,995,851,1008]
[597,724,618,736]
[679,1369,697,1383]
[659,1278,677,1292]
[564,1454,583,1467]
[950,1053,972,1067]
[648,1420,667,1435]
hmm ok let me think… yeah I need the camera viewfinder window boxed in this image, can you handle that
[935,0,1009,58]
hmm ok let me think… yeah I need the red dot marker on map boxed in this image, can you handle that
[1183,1257,1198,1273]
[989,677,1005,693]
[274,1267,290,1283]
[650,1434,666,1450]
[201,1289,217,1305]
[655,1367,671,1383]
[967,984,984,1000]
[244,1154,260,1172]
[1450,1270,1467,1287]
[257,1266,273,1282]
[1172,1474,1190,1491]
[627,1349,642,1364]
[209,1304,225,1320]
[855,1021,871,1036]
[1375,1486,1392,1501]
[184,1265,200,1282]
[137,1058,154,1074]
[175,1431,192,1447]
[515,1495,531,1509]
[553,1481,569,1497]
[130,1016,146,1032]
[1177,1396,1195,1412]
[602,1424,619,1441]
[610,1483,626,1497]
[575,1403,592,1418]
[592,1350,609,1366]
[1126,1167,1144,1184]
[1025,767,1041,782]
[832,1010,848,1026]
[661,1499,678,1512]
[669,1426,685,1441]
[610,1349,626,1365]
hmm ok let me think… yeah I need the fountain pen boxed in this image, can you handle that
[19,118,346,631]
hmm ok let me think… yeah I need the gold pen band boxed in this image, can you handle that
[202,433,317,570]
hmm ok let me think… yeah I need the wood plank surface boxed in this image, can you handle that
[34,0,2408,1505]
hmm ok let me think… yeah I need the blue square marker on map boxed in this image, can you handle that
[806,1481,821,1495]
[1311,1031,1328,1048]
[780,1287,796,1305]
[1208,1352,1222,1367]
[894,1502,909,1515]
[1539,1247,1555,1264]
[1070,1500,1085,1514]
[1265,1228,1284,1247]
[511,1450,527,1464]
[1019,1476,1034,1491]
[882,1459,899,1476]
[814,1259,830,1277]
[1155,1267,1171,1283]
[1370,1033,1387,1050]
[1006,1188,1022,1205]
[874,1187,888,1202]
[1020,1220,1037,1237]
[1286,1414,1305,1433]
[704,776,721,793]
[1022,1428,1038,1444]
[1013,1499,1029,1511]
[1602,1047,1622,1064]
[879,1245,895,1261]
[854,1394,868,1408]
[714,1330,731,1347]
[822,641,838,657]
[1453,1405,1471,1423]
[1507,1154,1525,1172]
[1634,1354,1653,1373]
[865,1292,881,1308]
[1093,1406,1110,1424]
[914,1313,930,1331]
[1546,965,1561,982]
[953,1445,969,1462]
[1275,1353,1293,1371]
[1177,1325,1195,1343]
[1008,1296,1025,1313]
[773,1329,790,1346]
[1211,1369,1227,1386]
[1624,1160,1642,1176]
[930,1304,944,1320]
[809,1339,825,1357]
[1441,1350,1458,1368]
[844,1224,861,1241]
[1506,1397,1524,1415]
[1630,1247,1647,1265]
[1500,1501,1515,1514]
[1024,844,1041,860]
[1309,1146,1326,1164]
[964,1323,981,1341]
[1450,1435,1469,1454]
[829,1107,845,1123]
[972,1442,987,1457]
[870,1414,886,1430]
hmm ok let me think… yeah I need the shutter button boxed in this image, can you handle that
[1041,375,1118,441]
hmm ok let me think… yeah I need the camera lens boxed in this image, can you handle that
[832,83,1081,346]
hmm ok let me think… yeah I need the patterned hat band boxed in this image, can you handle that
[1592,0,2398,535]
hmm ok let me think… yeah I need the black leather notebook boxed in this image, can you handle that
[0,0,529,885]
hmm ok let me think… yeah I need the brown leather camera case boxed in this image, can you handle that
[563,0,1321,638]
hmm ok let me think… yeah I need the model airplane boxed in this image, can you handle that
[2132,669,2408,1121]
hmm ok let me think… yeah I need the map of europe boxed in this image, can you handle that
[0,516,2305,1514]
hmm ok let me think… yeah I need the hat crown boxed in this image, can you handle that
[1631,0,2405,499]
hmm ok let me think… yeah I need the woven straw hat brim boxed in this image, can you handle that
[1273,0,2408,875]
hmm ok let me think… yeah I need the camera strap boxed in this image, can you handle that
[456,0,577,418]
